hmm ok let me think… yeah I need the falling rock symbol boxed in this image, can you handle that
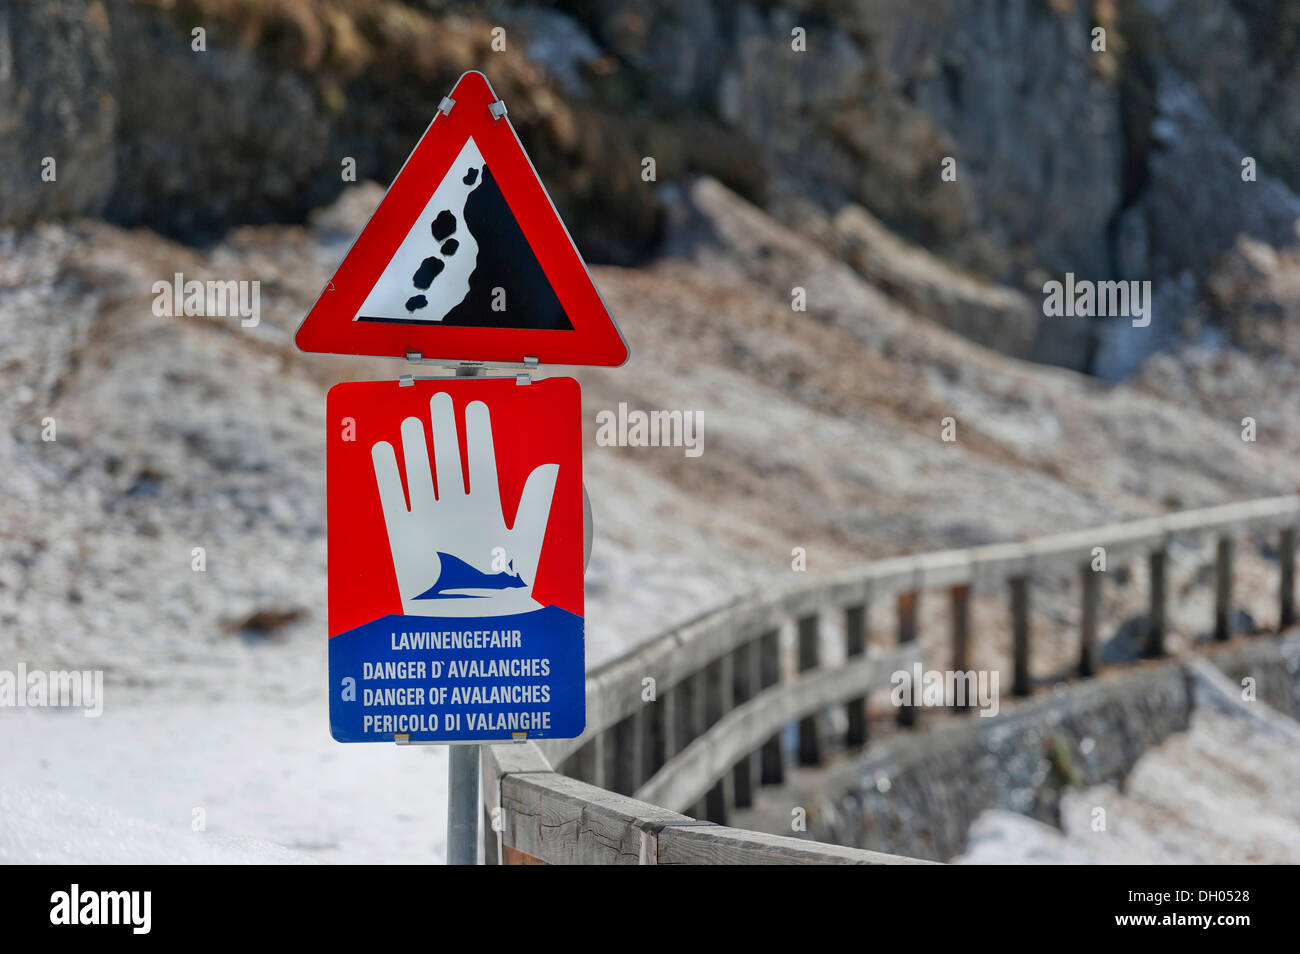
[431,211,457,242]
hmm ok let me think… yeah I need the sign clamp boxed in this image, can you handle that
[403,352,540,379]
[395,365,532,387]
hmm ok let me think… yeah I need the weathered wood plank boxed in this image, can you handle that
[758,628,784,786]
[634,646,917,814]
[796,614,822,765]
[1010,575,1030,696]
[1146,549,1167,658]
[913,549,973,589]
[611,713,638,795]
[497,765,928,865]
[654,825,936,865]
[1079,561,1100,677]
[950,584,970,678]
[844,603,868,746]
[660,683,677,764]
[731,641,757,809]
[896,591,918,727]
[592,729,609,790]
[1282,526,1296,629]
[500,771,688,866]
[500,846,548,865]
[703,653,734,823]
[1215,536,1235,641]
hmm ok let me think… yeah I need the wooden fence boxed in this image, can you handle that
[481,495,1300,864]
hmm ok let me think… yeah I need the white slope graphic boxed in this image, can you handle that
[353,137,484,324]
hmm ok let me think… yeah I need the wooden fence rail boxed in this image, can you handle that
[481,495,1300,864]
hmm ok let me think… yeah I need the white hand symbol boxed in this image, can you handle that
[371,392,559,617]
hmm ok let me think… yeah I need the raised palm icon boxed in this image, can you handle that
[371,392,558,617]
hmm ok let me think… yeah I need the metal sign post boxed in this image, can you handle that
[447,744,481,865]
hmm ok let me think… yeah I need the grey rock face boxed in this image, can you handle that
[5,0,1300,378]
[1136,67,1300,284]
[1208,237,1300,357]
[0,0,117,226]
[572,0,1300,372]
[1130,0,1300,197]
[581,0,1123,283]
[497,6,605,97]
[100,0,332,241]
[1091,272,1199,381]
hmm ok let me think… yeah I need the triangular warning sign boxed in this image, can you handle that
[295,71,628,367]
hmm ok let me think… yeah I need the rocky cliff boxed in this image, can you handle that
[4,1,1300,374]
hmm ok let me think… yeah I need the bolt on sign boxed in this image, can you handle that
[298,71,628,744]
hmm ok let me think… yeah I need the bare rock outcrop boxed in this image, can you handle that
[0,1,117,226]
[101,0,333,241]
[6,0,1300,378]
[580,0,1123,284]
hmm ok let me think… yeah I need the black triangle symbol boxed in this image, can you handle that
[358,164,574,331]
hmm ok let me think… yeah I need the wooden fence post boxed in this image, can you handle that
[1010,575,1031,697]
[591,731,609,790]
[1145,549,1166,658]
[688,669,708,819]
[660,683,678,776]
[844,604,868,746]
[1281,526,1296,629]
[758,629,784,784]
[612,714,638,795]
[796,614,821,765]
[670,678,695,760]
[1079,562,1100,677]
[731,640,757,809]
[950,584,970,711]
[1215,536,1235,641]
[897,591,918,727]
[644,685,665,780]
[631,707,649,792]
[703,655,734,824]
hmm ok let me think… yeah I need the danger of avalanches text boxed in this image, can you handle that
[355,627,557,733]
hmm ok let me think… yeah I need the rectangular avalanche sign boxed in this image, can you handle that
[325,376,585,742]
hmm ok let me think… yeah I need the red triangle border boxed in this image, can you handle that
[295,71,629,368]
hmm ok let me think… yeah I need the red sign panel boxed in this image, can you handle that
[325,376,585,742]
[296,71,628,368]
